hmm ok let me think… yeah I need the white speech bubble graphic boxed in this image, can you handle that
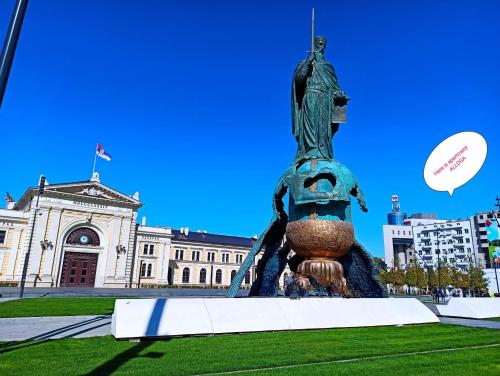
[424,131,487,195]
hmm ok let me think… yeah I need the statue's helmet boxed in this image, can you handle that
[314,36,327,51]
[314,36,327,44]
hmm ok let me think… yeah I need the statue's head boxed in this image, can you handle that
[314,36,327,53]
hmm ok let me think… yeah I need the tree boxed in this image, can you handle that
[469,264,488,294]
[405,264,417,293]
[392,269,405,293]
[415,264,428,292]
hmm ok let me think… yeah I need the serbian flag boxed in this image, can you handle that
[96,144,111,161]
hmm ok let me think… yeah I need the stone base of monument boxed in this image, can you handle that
[111,297,438,339]
[436,298,500,319]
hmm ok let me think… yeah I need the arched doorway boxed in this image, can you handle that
[60,227,100,287]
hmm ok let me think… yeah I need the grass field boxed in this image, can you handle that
[0,297,116,317]
[0,324,499,375]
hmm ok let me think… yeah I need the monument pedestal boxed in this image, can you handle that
[111,297,438,339]
[436,297,500,319]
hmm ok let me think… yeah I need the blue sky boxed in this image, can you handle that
[1,1,499,257]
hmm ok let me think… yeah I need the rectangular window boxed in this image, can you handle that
[175,249,184,260]
[192,251,200,261]
[466,238,470,243]
[417,233,420,238]
[0,230,5,244]
[464,228,469,233]
[207,251,215,262]
[143,244,155,255]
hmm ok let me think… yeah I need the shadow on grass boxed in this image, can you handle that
[0,315,110,355]
[81,341,165,376]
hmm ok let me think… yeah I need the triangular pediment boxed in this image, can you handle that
[14,180,141,210]
[46,181,141,205]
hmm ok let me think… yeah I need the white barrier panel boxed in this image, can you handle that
[436,298,500,319]
[111,297,438,339]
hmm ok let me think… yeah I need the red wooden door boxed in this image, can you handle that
[60,252,98,287]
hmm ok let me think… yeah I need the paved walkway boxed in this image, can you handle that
[0,313,498,342]
[0,287,249,298]
[439,317,500,330]
[0,315,111,341]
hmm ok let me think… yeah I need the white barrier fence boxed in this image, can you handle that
[436,297,500,319]
[111,297,438,339]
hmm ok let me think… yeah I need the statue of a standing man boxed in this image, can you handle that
[292,36,348,164]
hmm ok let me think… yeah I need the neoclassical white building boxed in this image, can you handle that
[0,174,289,289]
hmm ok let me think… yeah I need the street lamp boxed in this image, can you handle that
[116,245,126,259]
[40,240,53,251]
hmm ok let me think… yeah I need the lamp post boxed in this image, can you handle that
[19,175,45,298]
[490,204,500,294]
[0,0,29,108]
[137,260,144,288]
[433,225,446,302]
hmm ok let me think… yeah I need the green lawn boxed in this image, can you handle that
[0,324,499,375]
[0,297,116,317]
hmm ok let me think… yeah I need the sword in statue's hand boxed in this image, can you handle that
[307,8,315,62]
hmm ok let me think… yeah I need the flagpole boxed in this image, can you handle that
[92,143,97,176]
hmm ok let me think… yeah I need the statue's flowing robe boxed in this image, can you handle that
[292,56,345,163]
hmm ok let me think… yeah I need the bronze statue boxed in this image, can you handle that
[292,36,348,164]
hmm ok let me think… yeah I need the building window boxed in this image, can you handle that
[467,248,471,252]
[215,269,222,284]
[222,253,230,263]
[464,228,469,234]
[466,238,470,243]
[199,268,207,284]
[66,227,100,246]
[182,267,190,283]
[417,233,420,238]
[207,251,215,262]
[147,263,152,277]
[231,270,236,282]
[0,230,5,244]
[140,262,152,278]
[403,231,405,235]
[397,231,400,235]
[245,271,251,284]
[235,254,243,264]
[456,229,462,235]
[143,244,154,255]
[392,230,394,235]
[283,273,288,287]
[175,249,184,260]
[192,251,200,261]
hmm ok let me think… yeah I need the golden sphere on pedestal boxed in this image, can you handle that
[285,219,354,258]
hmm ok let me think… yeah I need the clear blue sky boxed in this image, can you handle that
[1,1,499,257]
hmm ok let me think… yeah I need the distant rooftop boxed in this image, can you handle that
[410,213,438,220]
[171,229,255,248]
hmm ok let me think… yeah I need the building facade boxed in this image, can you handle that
[382,197,491,271]
[0,175,289,289]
